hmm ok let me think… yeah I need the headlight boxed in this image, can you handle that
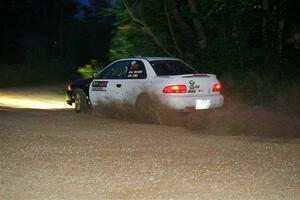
[67,84,72,91]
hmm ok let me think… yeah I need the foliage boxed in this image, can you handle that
[77,59,105,79]
[105,0,300,113]
[108,25,159,60]
[104,4,162,60]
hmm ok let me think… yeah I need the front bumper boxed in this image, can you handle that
[66,90,74,105]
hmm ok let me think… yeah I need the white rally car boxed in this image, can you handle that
[73,57,224,113]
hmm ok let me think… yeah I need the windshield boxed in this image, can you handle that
[150,60,197,76]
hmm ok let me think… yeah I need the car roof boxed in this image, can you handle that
[128,56,181,61]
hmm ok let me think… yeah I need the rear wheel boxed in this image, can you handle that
[135,93,162,124]
[73,89,89,113]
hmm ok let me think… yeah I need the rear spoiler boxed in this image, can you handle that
[182,74,216,78]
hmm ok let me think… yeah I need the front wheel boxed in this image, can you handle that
[73,89,90,113]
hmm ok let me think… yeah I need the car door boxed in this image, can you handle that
[90,60,129,105]
[89,60,148,106]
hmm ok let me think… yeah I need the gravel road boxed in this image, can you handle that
[0,86,299,200]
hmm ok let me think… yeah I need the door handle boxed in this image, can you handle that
[116,84,122,88]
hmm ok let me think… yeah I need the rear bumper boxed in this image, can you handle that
[160,94,224,110]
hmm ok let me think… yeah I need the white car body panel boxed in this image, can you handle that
[89,57,224,110]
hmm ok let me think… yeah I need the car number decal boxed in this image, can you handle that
[128,61,144,78]
[127,70,143,78]
[92,81,108,91]
[130,61,139,70]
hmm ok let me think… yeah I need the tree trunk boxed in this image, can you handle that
[164,0,183,57]
[59,0,64,59]
[262,0,269,49]
[186,0,207,50]
[169,0,195,41]
[277,0,286,56]
[270,5,278,49]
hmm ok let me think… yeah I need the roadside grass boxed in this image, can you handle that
[220,70,300,117]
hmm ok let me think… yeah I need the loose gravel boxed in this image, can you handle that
[1,108,299,200]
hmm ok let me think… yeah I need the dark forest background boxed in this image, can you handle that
[0,0,113,84]
[0,0,300,113]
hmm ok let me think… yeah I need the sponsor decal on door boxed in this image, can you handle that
[92,81,108,91]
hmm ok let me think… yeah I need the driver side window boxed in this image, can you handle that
[99,61,130,79]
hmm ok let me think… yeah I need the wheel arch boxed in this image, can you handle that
[135,92,151,107]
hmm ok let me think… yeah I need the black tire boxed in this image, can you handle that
[135,93,162,124]
[136,94,197,125]
[73,89,89,113]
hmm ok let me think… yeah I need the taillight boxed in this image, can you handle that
[212,83,222,92]
[163,85,187,93]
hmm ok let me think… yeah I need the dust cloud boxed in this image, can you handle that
[90,96,300,139]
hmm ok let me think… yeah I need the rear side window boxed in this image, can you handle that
[150,60,197,76]
[126,60,147,79]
